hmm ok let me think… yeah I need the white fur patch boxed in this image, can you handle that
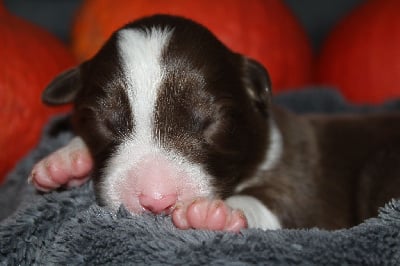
[100,27,214,210]
[234,118,283,193]
[118,27,172,142]
[225,195,281,230]
[260,118,283,171]
[101,139,214,211]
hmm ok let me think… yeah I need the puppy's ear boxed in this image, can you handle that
[242,57,272,116]
[42,67,82,105]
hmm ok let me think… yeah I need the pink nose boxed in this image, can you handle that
[139,194,177,214]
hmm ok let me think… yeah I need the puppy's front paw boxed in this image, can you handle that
[172,198,247,232]
[29,137,93,192]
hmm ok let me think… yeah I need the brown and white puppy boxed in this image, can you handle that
[29,15,400,231]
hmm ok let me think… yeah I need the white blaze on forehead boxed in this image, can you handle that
[118,27,173,141]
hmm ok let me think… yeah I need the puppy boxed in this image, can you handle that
[29,15,400,231]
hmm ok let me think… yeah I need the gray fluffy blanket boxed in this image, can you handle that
[1,89,400,265]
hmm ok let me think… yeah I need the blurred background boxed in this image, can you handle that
[4,0,365,51]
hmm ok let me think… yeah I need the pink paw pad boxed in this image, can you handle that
[172,198,247,232]
[28,137,93,192]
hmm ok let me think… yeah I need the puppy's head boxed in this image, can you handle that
[43,15,272,214]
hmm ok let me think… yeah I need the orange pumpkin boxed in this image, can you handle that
[71,0,313,91]
[0,2,75,182]
[316,0,400,104]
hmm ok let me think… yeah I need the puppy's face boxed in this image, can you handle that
[43,15,271,213]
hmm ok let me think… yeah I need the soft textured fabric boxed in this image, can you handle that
[1,89,400,265]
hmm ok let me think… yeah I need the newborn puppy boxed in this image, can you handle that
[30,15,400,231]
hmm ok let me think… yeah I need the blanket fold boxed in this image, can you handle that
[1,89,400,265]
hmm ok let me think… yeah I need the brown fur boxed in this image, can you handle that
[244,108,400,229]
